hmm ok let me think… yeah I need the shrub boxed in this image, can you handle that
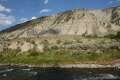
[27,50,39,56]
[51,45,59,50]
[107,32,120,39]
[56,40,62,44]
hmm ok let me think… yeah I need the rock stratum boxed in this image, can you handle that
[0,6,120,53]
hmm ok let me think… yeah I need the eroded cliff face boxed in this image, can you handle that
[0,7,120,39]
[0,7,120,53]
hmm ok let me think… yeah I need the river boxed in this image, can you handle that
[0,66,120,80]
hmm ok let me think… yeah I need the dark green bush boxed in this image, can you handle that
[27,50,40,56]
[108,32,120,39]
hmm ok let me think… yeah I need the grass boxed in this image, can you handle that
[0,50,120,65]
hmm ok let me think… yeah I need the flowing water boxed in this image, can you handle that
[0,66,120,80]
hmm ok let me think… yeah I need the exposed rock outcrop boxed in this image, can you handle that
[0,7,120,39]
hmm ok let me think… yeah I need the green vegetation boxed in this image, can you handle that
[0,37,120,65]
[0,49,120,65]
[107,32,120,39]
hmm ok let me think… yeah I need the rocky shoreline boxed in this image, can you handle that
[0,63,120,69]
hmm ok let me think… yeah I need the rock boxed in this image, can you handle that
[8,41,34,52]
[20,42,34,52]
[0,7,120,39]
[36,44,44,52]
[8,42,18,50]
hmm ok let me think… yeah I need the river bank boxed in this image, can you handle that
[0,63,120,69]
[0,48,120,69]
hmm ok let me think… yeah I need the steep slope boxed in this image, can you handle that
[0,7,120,40]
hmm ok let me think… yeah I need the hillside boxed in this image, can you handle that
[0,7,120,39]
[0,7,120,64]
